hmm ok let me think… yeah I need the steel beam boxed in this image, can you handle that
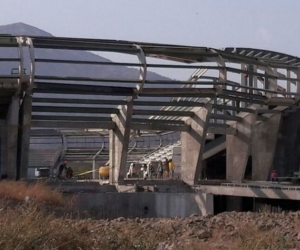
[131,123,189,132]
[207,126,236,135]
[31,115,112,122]
[34,82,135,96]
[32,97,127,105]
[30,129,61,137]
[132,109,194,116]
[32,97,210,108]
[31,120,115,129]
[210,113,242,121]
[133,118,186,125]
[32,106,119,114]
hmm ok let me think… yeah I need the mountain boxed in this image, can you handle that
[0,22,172,85]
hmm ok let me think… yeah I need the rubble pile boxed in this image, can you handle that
[75,211,300,249]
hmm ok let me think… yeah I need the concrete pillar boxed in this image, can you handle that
[109,129,115,184]
[252,113,282,181]
[226,113,256,181]
[4,96,20,179]
[193,192,214,216]
[181,105,212,185]
[16,94,32,180]
[109,101,133,184]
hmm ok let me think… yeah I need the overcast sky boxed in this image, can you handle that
[1,0,299,79]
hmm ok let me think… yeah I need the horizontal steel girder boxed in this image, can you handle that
[31,120,115,129]
[34,82,135,96]
[210,113,242,121]
[32,106,120,114]
[31,120,189,131]
[31,115,112,122]
[32,106,195,117]
[32,97,206,107]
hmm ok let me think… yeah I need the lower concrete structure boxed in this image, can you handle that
[72,191,213,219]
[198,183,300,200]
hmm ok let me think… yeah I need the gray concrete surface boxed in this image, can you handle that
[72,192,213,219]
[252,113,281,181]
[110,102,133,184]
[181,105,212,185]
[226,112,255,181]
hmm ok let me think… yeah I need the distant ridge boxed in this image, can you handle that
[0,22,53,36]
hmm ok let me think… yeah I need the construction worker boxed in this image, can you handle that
[127,163,136,178]
[66,166,73,179]
[157,160,163,179]
[271,170,278,182]
[57,161,67,180]
[169,159,175,178]
[164,158,169,178]
[148,162,155,178]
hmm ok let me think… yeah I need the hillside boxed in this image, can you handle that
[0,22,172,83]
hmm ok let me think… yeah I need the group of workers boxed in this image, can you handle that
[127,158,176,179]
[57,161,74,180]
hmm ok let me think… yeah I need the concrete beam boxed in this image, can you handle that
[226,113,256,181]
[252,113,282,181]
[181,104,212,185]
[198,185,300,200]
[109,101,133,184]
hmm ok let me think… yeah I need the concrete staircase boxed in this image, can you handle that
[138,141,181,163]
[28,148,62,168]
[64,148,109,162]
[63,147,158,163]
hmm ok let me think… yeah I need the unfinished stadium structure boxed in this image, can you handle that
[1,35,300,215]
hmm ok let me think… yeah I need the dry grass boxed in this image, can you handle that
[0,181,299,249]
[0,181,63,206]
[0,202,299,250]
[229,226,299,250]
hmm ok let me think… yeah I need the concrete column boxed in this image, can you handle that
[5,96,20,179]
[109,129,115,184]
[193,192,214,216]
[16,94,32,180]
[109,101,133,184]
[181,105,212,185]
[252,113,282,181]
[226,113,256,181]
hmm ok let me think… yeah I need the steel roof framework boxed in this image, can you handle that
[0,35,300,136]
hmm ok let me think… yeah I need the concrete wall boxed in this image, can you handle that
[72,192,213,219]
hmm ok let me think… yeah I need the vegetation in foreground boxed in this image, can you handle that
[0,181,299,250]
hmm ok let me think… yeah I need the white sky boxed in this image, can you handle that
[1,0,300,80]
